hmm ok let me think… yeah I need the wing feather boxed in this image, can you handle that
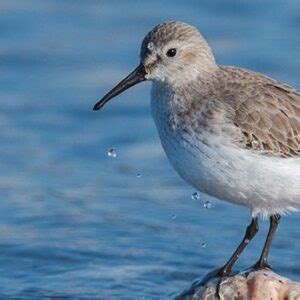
[221,67,300,157]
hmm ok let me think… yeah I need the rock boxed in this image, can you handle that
[176,268,300,300]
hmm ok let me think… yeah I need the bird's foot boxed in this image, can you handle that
[216,266,232,278]
[199,267,229,285]
[252,260,272,271]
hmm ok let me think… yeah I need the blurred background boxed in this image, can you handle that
[0,0,299,299]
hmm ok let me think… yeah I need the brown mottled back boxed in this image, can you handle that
[219,67,300,157]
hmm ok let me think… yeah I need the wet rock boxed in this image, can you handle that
[176,268,300,300]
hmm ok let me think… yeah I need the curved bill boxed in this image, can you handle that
[93,64,147,111]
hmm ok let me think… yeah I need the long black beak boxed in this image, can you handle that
[93,64,147,111]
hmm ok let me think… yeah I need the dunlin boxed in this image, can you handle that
[93,21,300,276]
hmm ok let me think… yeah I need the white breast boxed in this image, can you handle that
[150,83,300,218]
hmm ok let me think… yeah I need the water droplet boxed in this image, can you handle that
[203,201,212,209]
[107,148,117,158]
[245,239,250,244]
[171,214,177,220]
[201,242,206,248]
[191,192,200,201]
[136,173,142,178]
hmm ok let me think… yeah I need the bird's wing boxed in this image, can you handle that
[224,68,300,157]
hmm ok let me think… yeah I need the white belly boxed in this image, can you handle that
[161,131,300,217]
[150,86,300,218]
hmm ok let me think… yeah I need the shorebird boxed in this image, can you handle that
[93,21,300,276]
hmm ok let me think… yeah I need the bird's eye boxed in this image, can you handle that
[166,48,177,57]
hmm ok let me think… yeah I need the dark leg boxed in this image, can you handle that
[218,217,259,277]
[253,214,281,270]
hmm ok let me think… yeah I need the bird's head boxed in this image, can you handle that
[93,21,216,111]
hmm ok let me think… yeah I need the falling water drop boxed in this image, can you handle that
[201,242,206,248]
[107,148,117,158]
[191,191,200,201]
[136,173,142,178]
[203,201,212,209]
[171,214,177,220]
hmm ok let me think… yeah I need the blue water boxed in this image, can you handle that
[0,1,299,299]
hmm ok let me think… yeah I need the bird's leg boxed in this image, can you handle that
[217,217,259,277]
[253,214,281,270]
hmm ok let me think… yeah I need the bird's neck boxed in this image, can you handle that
[152,67,219,109]
[150,81,198,134]
[150,68,220,134]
